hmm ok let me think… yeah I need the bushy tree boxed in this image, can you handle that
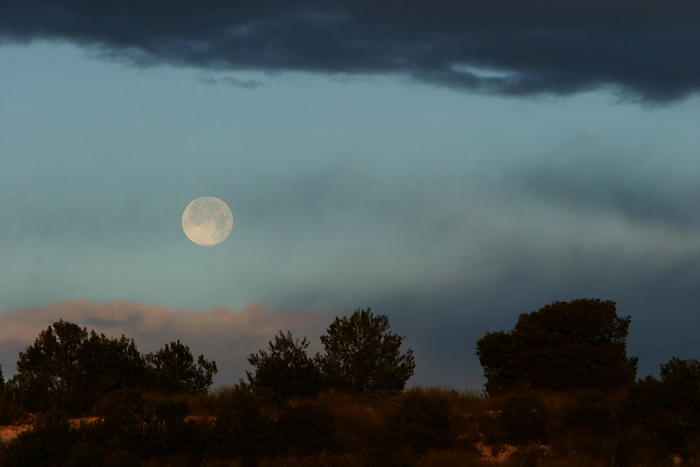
[246,331,320,400]
[622,358,700,457]
[145,340,217,393]
[10,320,147,413]
[316,308,415,395]
[476,299,637,394]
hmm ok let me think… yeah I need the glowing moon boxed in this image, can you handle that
[182,197,233,246]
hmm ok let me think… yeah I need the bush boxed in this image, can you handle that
[497,393,550,446]
[1,410,77,467]
[275,402,339,456]
[214,385,275,460]
[561,402,619,461]
[152,398,190,425]
[387,388,455,454]
[0,393,27,425]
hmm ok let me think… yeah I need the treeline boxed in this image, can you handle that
[0,301,699,466]
[0,319,217,415]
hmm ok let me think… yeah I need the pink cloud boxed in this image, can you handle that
[0,300,341,387]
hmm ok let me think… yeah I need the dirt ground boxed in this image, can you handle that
[0,424,32,440]
[0,417,99,441]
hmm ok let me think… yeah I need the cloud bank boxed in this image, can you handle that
[2,1,699,102]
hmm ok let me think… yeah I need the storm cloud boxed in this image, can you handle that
[2,1,700,102]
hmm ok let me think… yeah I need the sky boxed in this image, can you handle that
[1,1,700,390]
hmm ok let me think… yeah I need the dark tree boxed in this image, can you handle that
[316,308,415,395]
[476,299,637,394]
[0,364,4,394]
[145,340,217,393]
[622,358,700,456]
[76,330,148,399]
[246,331,320,400]
[10,319,147,413]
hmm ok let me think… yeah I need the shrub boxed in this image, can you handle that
[274,402,339,456]
[498,393,550,446]
[1,410,77,467]
[214,385,275,460]
[387,388,455,454]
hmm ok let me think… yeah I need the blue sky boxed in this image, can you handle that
[1,2,700,389]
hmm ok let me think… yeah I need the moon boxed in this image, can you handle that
[182,196,233,246]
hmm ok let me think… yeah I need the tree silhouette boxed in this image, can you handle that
[476,298,637,394]
[246,331,320,400]
[10,320,146,413]
[316,308,415,395]
[145,340,218,393]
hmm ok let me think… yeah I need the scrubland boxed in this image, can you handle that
[0,383,694,467]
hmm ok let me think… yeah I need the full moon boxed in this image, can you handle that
[182,196,233,246]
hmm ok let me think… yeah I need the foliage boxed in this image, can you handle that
[476,298,637,394]
[246,331,321,400]
[9,320,147,413]
[275,402,339,456]
[316,308,415,395]
[4,383,700,466]
[214,384,275,461]
[7,321,217,414]
[145,339,218,394]
[622,357,700,461]
[1,411,77,467]
[488,393,550,446]
[387,387,455,454]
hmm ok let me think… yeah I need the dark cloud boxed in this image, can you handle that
[196,72,263,89]
[2,1,699,102]
[513,155,700,230]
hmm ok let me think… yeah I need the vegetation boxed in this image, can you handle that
[5,319,217,415]
[246,331,321,400]
[476,298,638,394]
[316,308,416,395]
[145,339,218,394]
[8,319,149,413]
[0,299,699,466]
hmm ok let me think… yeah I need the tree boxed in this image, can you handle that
[145,340,217,393]
[246,331,320,400]
[476,298,637,394]
[316,308,415,395]
[622,358,700,456]
[10,320,147,413]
